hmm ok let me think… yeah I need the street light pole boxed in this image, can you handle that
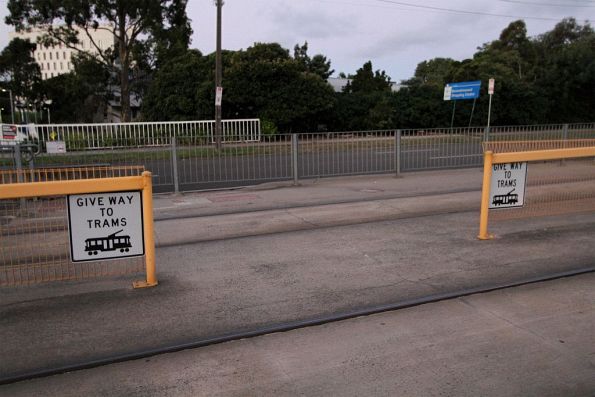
[1,89,15,124]
[214,0,223,150]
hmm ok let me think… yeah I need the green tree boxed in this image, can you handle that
[6,0,191,122]
[0,38,41,101]
[39,54,110,123]
[293,41,334,80]
[225,43,335,132]
[141,49,207,121]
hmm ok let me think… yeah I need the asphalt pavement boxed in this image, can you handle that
[1,167,594,394]
[2,273,593,397]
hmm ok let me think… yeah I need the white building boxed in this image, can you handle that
[328,77,407,93]
[9,25,114,80]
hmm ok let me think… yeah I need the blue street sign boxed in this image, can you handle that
[444,81,481,101]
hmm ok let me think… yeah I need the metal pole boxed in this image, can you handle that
[291,133,299,185]
[214,0,223,150]
[478,151,494,240]
[9,90,14,124]
[486,93,493,131]
[47,108,51,124]
[468,98,477,127]
[14,143,26,207]
[171,136,180,194]
[450,101,456,129]
[395,129,401,177]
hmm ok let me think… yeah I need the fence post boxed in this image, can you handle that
[14,143,26,207]
[133,171,158,288]
[560,124,569,166]
[171,136,180,194]
[292,133,299,185]
[483,126,490,142]
[478,150,494,240]
[395,130,401,177]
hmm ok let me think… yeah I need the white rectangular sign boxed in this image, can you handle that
[489,162,528,209]
[443,85,452,101]
[46,141,66,154]
[488,78,495,95]
[215,86,223,106]
[67,191,145,262]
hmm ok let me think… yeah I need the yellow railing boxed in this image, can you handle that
[479,146,595,240]
[0,171,157,288]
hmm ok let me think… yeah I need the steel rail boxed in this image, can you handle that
[1,266,593,386]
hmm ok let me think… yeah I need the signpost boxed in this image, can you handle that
[67,191,145,262]
[489,162,527,209]
[444,81,481,128]
[486,78,495,141]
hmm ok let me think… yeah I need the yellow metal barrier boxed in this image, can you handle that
[0,171,158,288]
[479,146,595,240]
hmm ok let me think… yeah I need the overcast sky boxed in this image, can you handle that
[1,0,594,82]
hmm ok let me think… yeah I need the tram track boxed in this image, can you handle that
[1,266,593,386]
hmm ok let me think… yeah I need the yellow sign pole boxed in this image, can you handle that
[478,151,494,240]
[133,171,158,288]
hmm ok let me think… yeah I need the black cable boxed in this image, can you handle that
[498,0,595,7]
[1,266,593,386]
[374,0,582,21]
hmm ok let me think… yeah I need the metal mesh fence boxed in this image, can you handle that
[2,122,594,192]
[0,167,146,287]
[297,131,396,178]
[174,133,293,191]
[485,140,595,222]
[400,127,484,171]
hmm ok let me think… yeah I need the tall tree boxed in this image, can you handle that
[0,38,41,101]
[293,41,334,80]
[5,0,191,122]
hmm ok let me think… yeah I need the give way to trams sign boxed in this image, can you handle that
[489,162,528,209]
[67,191,145,262]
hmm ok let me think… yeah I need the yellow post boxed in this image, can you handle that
[478,151,494,240]
[133,171,158,288]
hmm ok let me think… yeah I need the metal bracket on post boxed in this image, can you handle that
[171,136,180,194]
[291,133,299,185]
[395,130,402,177]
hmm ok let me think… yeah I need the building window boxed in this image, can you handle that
[49,52,52,60]
[47,62,50,70]
[53,62,56,70]
[63,51,66,59]
[43,53,46,60]
[56,52,59,60]
[60,62,63,70]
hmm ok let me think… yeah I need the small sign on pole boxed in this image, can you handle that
[67,191,145,262]
[489,162,528,209]
[488,78,495,95]
[215,86,223,106]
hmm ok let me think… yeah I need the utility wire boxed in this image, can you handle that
[497,0,595,7]
[371,0,588,21]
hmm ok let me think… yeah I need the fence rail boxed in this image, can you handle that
[32,119,261,149]
[1,121,594,192]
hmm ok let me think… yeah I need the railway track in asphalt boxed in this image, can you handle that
[1,266,594,386]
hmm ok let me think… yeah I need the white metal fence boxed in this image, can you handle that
[32,119,262,149]
[1,121,594,192]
